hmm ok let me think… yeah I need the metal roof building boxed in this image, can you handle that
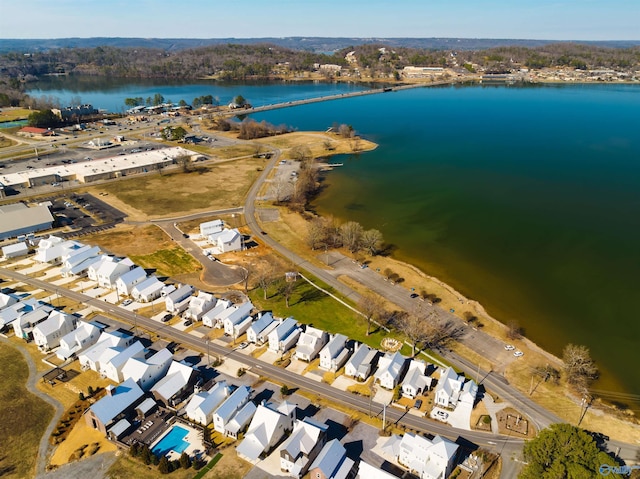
[0,203,54,240]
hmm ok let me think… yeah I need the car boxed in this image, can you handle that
[410,293,419,298]
[121,299,133,306]
[260,231,267,235]
[162,313,173,322]
[513,350,524,357]
[435,410,449,420]
[414,399,423,409]
[504,344,515,351]
[238,342,249,349]
[182,233,189,238]
[183,319,193,327]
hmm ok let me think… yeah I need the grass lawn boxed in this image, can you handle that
[248,277,407,354]
[0,342,55,479]
[106,455,196,479]
[0,134,16,148]
[87,157,261,220]
[199,449,251,479]
[0,107,31,122]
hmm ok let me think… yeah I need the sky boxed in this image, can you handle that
[0,0,638,41]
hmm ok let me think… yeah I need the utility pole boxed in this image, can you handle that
[578,395,591,427]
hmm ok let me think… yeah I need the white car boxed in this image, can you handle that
[513,350,524,357]
[504,344,515,351]
[121,299,133,307]
[435,410,449,420]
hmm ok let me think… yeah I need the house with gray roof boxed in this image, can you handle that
[223,301,254,338]
[268,317,301,355]
[184,291,216,321]
[308,439,356,479]
[115,266,147,297]
[151,360,197,407]
[101,341,146,383]
[402,360,433,399]
[236,400,296,463]
[374,352,407,390]
[165,284,195,315]
[345,343,377,381]
[131,276,164,303]
[247,312,276,344]
[225,400,257,439]
[86,378,145,435]
[12,305,53,341]
[295,326,328,362]
[213,385,252,434]
[319,334,350,372]
[56,320,105,360]
[185,381,231,425]
[201,299,231,328]
[279,417,329,478]
[59,245,101,276]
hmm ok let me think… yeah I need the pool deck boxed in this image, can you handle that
[157,423,205,461]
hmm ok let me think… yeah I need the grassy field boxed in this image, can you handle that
[0,107,31,122]
[107,454,197,479]
[0,134,16,148]
[86,157,262,220]
[254,131,377,160]
[0,342,55,479]
[248,276,410,355]
[84,225,202,277]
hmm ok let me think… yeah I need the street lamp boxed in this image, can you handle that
[205,339,210,367]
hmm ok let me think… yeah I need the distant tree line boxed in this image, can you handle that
[1,41,639,108]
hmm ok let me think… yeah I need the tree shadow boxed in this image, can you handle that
[295,287,325,305]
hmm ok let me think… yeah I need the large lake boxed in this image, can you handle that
[28,79,640,408]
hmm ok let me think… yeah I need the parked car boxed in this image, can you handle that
[513,350,524,357]
[121,299,133,306]
[162,313,173,322]
[238,342,249,349]
[435,410,449,420]
[183,319,193,327]
[414,399,423,409]
[504,344,515,351]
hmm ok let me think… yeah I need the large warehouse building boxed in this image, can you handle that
[0,203,54,241]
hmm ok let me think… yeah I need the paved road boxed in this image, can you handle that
[0,268,522,452]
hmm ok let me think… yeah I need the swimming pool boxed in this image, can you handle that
[151,425,190,457]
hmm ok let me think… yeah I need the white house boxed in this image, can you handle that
[78,330,135,372]
[12,306,53,341]
[207,228,242,253]
[345,343,377,380]
[211,302,241,329]
[115,266,147,297]
[32,310,77,351]
[185,381,231,425]
[308,439,355,479]
[295,326,328,362]
[395,433,459,479]
[1,299,45,331]
[165,284,195,314]
[199,219,224,237]
[319,334,350,371]
[279,418,329,478]
[247,312,276,344]
[402,360,433,399]
[434,367,465,409]
[0,292,20,310]
[34,236,83,264]
[184,292,217,321]
[225,401,257,439]
[100,341,146,383]
[268,317,301,354]
[59,245,101,276]
[375,352,407,390]
[86,378,145,435]
[356,461,399,479]
[121,348,173,391]
[213,385,252,434]
[2,242,29,259]
[222,301,254,338]
[56,320,104,360]
[236,401,296,463]
[151,360,196,407]
[131,276,164,302]
[95,257,134,289]
[201,299,231,328]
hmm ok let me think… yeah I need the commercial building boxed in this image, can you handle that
[0,203,54,240]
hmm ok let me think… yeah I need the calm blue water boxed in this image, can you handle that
[26,77,366,113]
[26,79,640,407]
[152,425,190,457]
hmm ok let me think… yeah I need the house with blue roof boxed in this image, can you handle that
[86,378,145,435]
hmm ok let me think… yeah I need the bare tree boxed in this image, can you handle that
[306,217,328,250]
[256,267,277,300]
[239,263,253,294]
[360,229,384,256]
[272,176,292,203]
[323,139,335,151]
[562,344,599,390]
[507,321,524,340]
[290,145,312,162]
[340,221,364,253]
[397,314,427,357]
[278,279,297,308]
[358,292,386,336]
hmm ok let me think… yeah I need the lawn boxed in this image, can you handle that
[248,276,407,354]
[88,157,262,219]
[0,342,55,479]
[106,455,197,479]
[0,107,31,122]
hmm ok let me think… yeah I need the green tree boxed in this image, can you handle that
[124,97,144,107]
[158,456,171,474]
[233,94,246,106]
[27,109,60,128]
[153,93,165,106]
[179,452,191,469]
[178,99,187,107]
[520,423,623,479]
